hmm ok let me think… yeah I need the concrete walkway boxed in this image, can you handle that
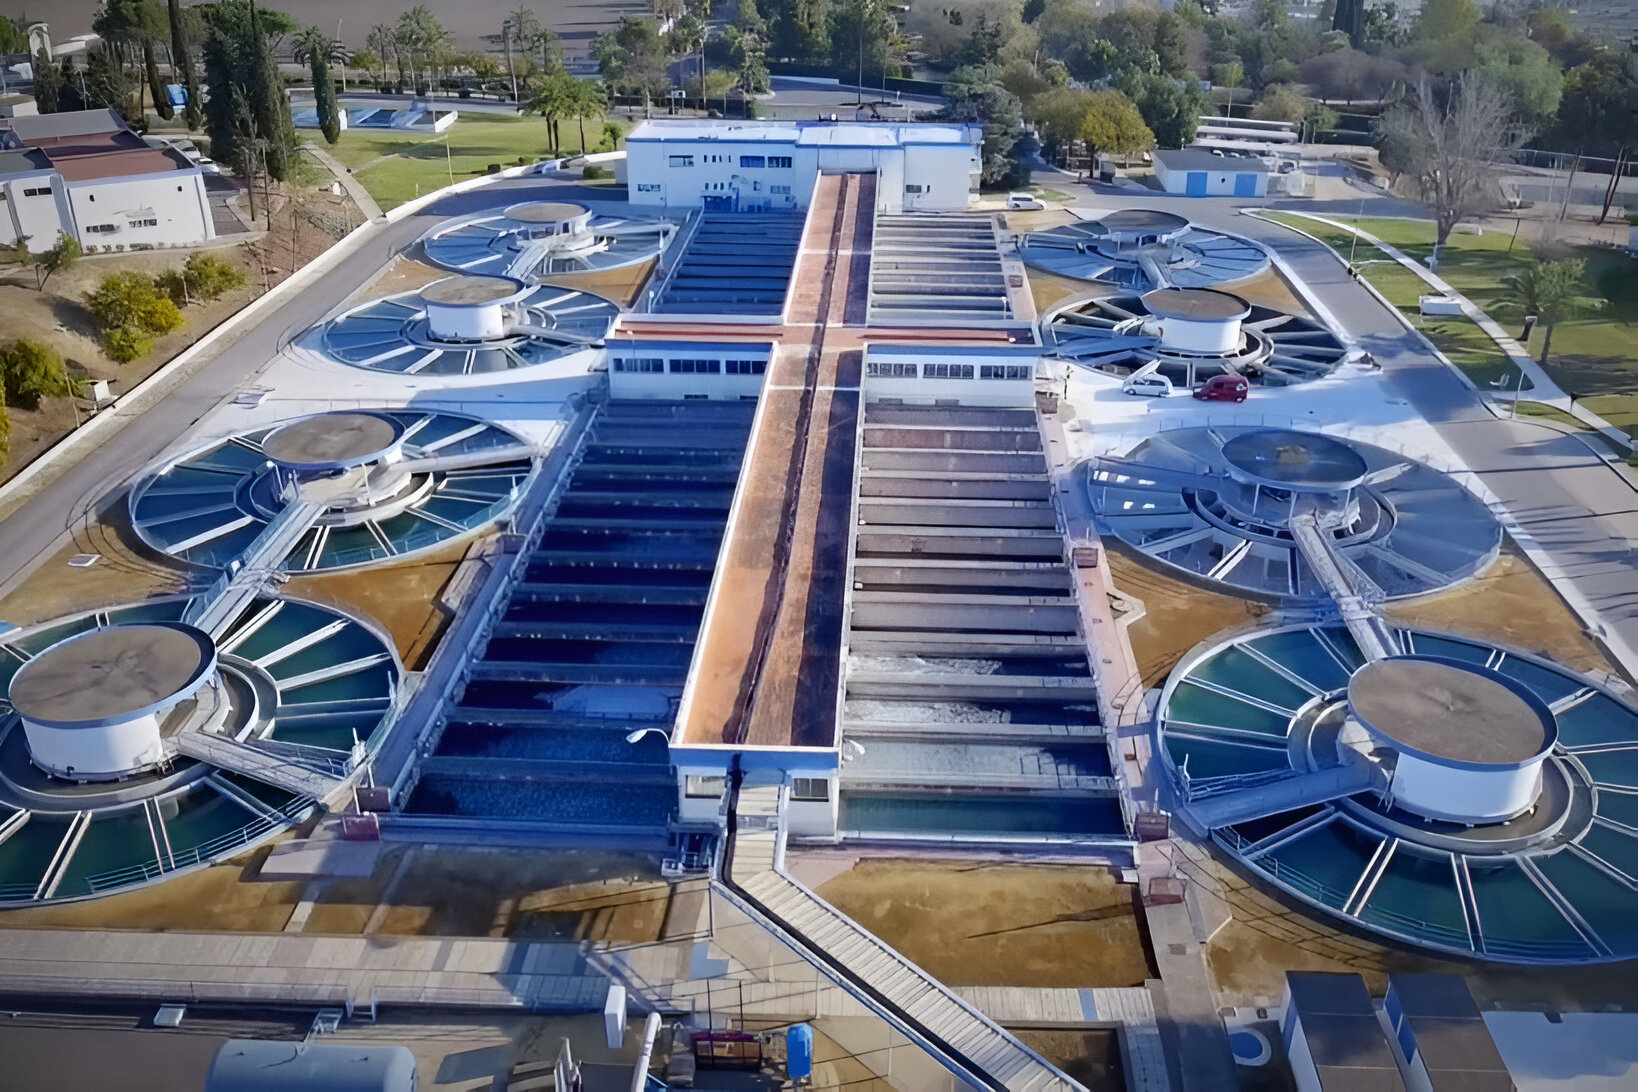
[303,142,385,221]
[1267,210,1632,450]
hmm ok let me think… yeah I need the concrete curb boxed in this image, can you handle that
[0,167,536,518]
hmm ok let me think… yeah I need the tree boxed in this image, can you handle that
[1488,259,1605,366]
[1119,71,1211,148]
[1,340,76,407]
[32,49,60,113]
[395,5,451,92]
[154,252,250,305]
[1253,84,1311,124]
[1213,61,1245,113]
[592,18,668,114]
[1079,90,1155,162]
[294,26,343,143]
[1474,36,1562,126]
[1376,71,1532,249]
[169,0,204,128]
[942,68,1025,186]
[734,31,771,96]
[1551,54,1638,158]
[1417,0,1480,44]
[31,234,81,291]
[200,1,299,181]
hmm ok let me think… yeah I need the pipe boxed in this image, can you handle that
[630,1011,663,1092]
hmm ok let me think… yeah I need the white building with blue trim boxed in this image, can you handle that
[620,120,982,213]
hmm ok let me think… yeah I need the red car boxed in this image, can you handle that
[1194,374,1249,402]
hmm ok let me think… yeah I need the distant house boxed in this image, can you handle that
[0,107,214,253]
[622,119,983,214]
[1152,148,1269,198]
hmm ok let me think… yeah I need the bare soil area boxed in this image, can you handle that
[1384,546,1615,678]
[1011,1028,1125,1091]
[0,844,672,941]
[811,856,1156,988]
[0,516,189,626]
[1106,543,1273,686]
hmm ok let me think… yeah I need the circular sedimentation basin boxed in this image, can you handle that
[262,411,404,470]
[9,623,216,726]
[1349,658,1555,767]
[1221,429,1370,492]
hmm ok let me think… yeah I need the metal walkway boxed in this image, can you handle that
[727,785,1082,1091]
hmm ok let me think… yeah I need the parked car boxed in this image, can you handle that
[1193,374,1250,402]
[1006,192,1045,210]
[1122,374,1174,398]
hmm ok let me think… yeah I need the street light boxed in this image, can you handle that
[1489,371,1522,420]
[626,726,670,744]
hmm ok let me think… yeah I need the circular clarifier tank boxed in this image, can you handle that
[1142,287,1251,354]
[1018,209,1270,290]
[1159,621,1638,964]
[421,203,676,278]
[260,411,405,472]
[506,201,594,231]
[1351,657,1557,823]
[11,622,217,780]
[419,275,528,341]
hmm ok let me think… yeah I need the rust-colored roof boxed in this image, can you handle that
[47,147,187,182]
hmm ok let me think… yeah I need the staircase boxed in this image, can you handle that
[726,786,1084,1091]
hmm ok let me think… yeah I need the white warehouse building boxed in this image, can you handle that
[0,108,214,253]
[620,120,982,214]
[1152,148,1269,198]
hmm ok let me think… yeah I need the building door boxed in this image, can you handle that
[1186,172,1207,197]
[703,195,733,211]
[1234,172,1258,197]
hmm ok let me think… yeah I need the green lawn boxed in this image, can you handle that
[301,114,615,210]
[1265,211,1638,427]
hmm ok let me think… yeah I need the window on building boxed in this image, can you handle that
[685,775,726,798]
[613,357,665,373]
[636,183,661,192]
[925,363,974,379]
[669,155,694,167]
[669,358,722,374]
[740,155,765,168]
[724,359,766,375]
[905,184,926,194]
[980,364,1034,380]
[865,361,918,378]
[770,185,791,195]
[767,156,792,168]
[791,778,831,802]
[21,185,52,197]
[128,218,158,229]
[87,194,95,202]
[84,223,118,234]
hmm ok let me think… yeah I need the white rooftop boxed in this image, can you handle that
[627,120,973,148]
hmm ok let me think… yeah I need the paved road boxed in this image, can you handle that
[1034,168,1638,679]
[0,178,606,603]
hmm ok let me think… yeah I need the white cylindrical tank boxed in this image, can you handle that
[1349,657,1557,824]
[1143,288,1249,355]
[420,275,526,341]
[9,622,218,780]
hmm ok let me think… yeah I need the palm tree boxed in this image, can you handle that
[569,78,607,154]
[1489,258,1606,365]
[366,24,396,87]
[529,72,580,154]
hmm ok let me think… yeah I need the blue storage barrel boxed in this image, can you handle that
[786,1023,813,1080]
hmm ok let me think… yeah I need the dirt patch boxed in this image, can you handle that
[1029,269,1104,316]
[0,845,303,933]
[283,536,475,668]
[360,252,451,299]
[545,258,657,309]
[812,857,1156,988]
[1106,543,1272,686]
[0,517,189,627]
[1384,546,1616,678]
[1011,1027,1125,1091]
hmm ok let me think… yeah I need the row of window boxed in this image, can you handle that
[684,775,830,801]
[612,357,768,375]
[667,154,794,169]
[21,185,52,198]
[84,217,160,235]
[865,362,1033,381]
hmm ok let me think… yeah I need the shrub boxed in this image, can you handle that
[487,163,502,173]
[102,327,156,363]
[181,252,248,303]
[85,271,185,362]
[0,388,10,466]
[582,164,608,180]
[1,339,76,407]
